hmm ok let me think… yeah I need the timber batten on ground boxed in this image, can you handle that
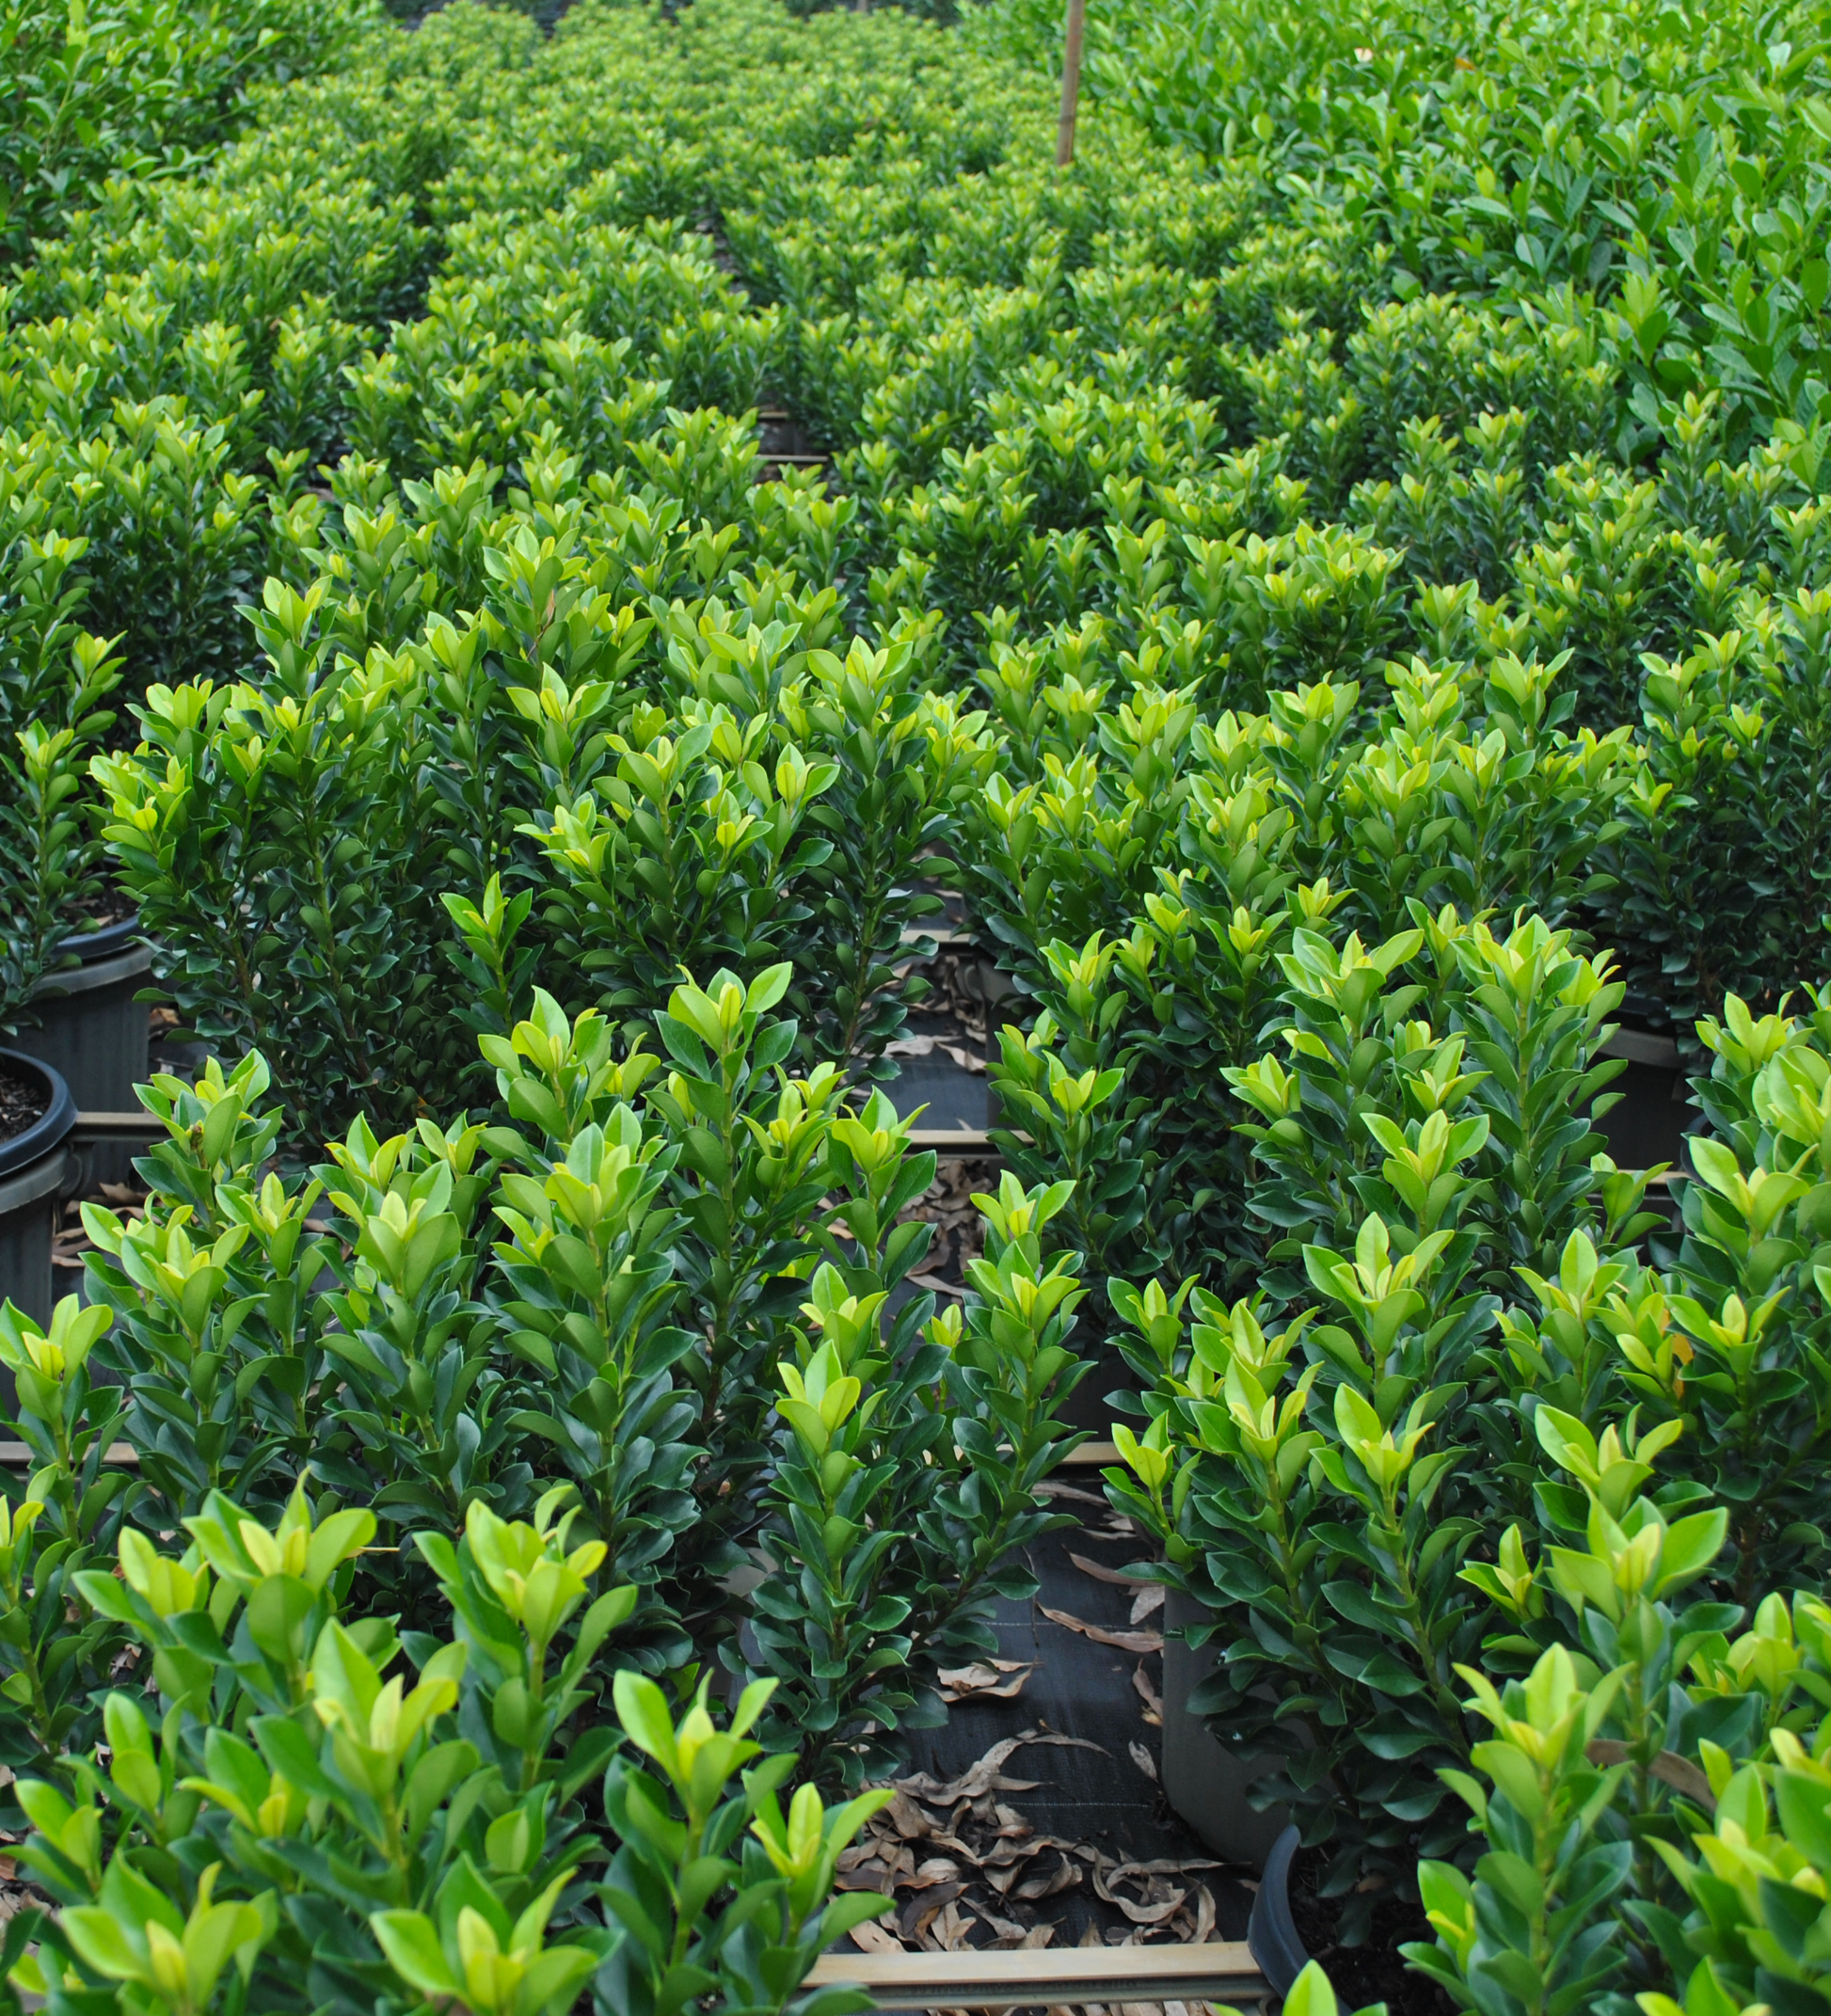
[804,1937,1268,2010]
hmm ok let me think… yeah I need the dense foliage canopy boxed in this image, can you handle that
[3,0,1831,2011]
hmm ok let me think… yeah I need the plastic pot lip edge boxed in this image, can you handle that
[27,937,155,1001]
[58,912,144,964]
[1616,990,1676,1034]
[0,1049,77,1180]
[1246,1824,1307,1996]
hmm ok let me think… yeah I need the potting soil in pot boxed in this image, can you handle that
[60,878,139,936]
[0,1056,49,1141]
[1281,1846,1457,2016]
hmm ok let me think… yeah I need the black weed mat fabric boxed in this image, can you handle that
[837,1508,1257,1959]
[858,962,1264,1958]
[884,1046,989,1133]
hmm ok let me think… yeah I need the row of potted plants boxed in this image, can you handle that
[10,0,1830,1107]
[0,1279,901,2016]
[4,0,1831,2005]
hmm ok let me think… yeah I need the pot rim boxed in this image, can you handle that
[0,1049,77,1179]
[1245,1825,1307,1996]
[29,937,155,1002]
[63,912,143,962]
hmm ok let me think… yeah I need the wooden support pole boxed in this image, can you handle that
[905,1129,997,1153]
[807,1939,1266,2011]
[70,1110,166,1144]
[1055,0,1086,168]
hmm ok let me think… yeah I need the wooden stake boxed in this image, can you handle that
[1055,0,1086,167]
[806,1940,1266,2011]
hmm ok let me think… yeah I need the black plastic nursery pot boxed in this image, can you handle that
[1247,1825,1309,1996]
[1592,1022,1694,1175]
[12,915,152,1185]
[1165,1598,1465,2013]
[0,1049,78,1328]
[1160,1587,1294,1868]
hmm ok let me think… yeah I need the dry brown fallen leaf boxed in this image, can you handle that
[1036,1479,1109,1508]
[984,1839,1083,1897]
[847,1918,903,1954]
[1133,1660,1165,1722]
[833,1868,895,1894]
[1130,1582,1166,1626]
[965,1900,1033,1945]
[935,1897,979,1950]
[884,1034,987,1073]
[1013,1858,1083,1902]
[1188,1881,1218,1943]
[880,1790,939,1839]
[907,1271,968,1300]
[1129,1739,1159,1784]
[908,1892,971,1948]
[900,1881,966,1941]
[1040,1604,1166,1655]
[939,1659,1036,1702]
[1068,1551,1160,1590]
[895,1728,1108,1805]
[833,1842,893,1887]
[1096,1861,1185,1926]
[1105,1855,1222,1878]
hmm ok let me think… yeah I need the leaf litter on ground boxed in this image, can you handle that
[896,1154,995,1294]
[938,1659,1037,1703]
[1038,1606,1165,1656]
[836,1732,1223,1956]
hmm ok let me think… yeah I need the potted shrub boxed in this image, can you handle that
[1,554,144,1161]
[14,914,151,1103]
[0,1051,77,1329]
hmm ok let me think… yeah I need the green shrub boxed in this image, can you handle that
[8,1,1831,2010]
[92,492,976,1144]
[0,0,374,265]
[72,984,1089,1764]
[3,1465,889,2016]
[0,532,119,1025]
[1101,976,1831,1975]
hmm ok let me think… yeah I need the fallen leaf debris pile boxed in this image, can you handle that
[883,1032,987,1075]
[837,1732,1221,1958]
[900,1155,998,1296]
[897,946,1006,1048]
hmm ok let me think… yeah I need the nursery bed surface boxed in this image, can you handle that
[843,1506,1255,1963]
